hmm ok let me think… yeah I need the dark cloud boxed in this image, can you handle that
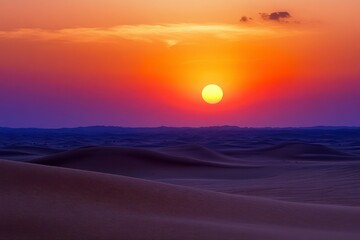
[240,16,253,23]
[260,11,291,21]
[238,11,297,24]
[270,12,291,20]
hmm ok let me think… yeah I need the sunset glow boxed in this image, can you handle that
[0,0,359,127]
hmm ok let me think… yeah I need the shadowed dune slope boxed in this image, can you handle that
[3,145,64,155]
[159,144,238,161]
[0,149,35,157]
[0,146,64,161]
[1,160,360,240]
[228,142,353,159]
[29,146,262,179]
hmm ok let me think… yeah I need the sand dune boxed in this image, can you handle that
[1,127,360,239]
[159,144,239,161]
[0,146,64,161]
[3,145,63,155]
[222,142,355,160]
[32,146,242,166]
[1,159,360,240]
[24,145,360,206]
[260,143,352,158]
[0,149,35,158]
[30,146,263,179]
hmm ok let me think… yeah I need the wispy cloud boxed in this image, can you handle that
[0,23,301,47]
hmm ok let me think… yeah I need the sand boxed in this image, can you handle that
[1,127,360,239]
[26,144,360,206]
[1,159,360,240]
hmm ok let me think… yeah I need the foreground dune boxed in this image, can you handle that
[26,146,360,206]
[1,159,360,240]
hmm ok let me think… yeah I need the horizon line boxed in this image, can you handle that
[1,125,360,130]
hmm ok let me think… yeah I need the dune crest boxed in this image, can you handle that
[226,142,354,160]
[29,146,262,179]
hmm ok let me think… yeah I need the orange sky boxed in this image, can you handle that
[2,0,360,27]
[0,0,359,127]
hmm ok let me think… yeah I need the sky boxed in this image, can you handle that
[0,0,359,128]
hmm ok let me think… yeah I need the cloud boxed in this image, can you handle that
[260,12,293,22]
[0,23,300,47]
[238,11,299,24]
[240,16,253,23]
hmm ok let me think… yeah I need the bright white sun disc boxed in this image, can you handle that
[202,84,223,104]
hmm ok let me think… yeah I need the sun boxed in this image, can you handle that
[202,84,223,104]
